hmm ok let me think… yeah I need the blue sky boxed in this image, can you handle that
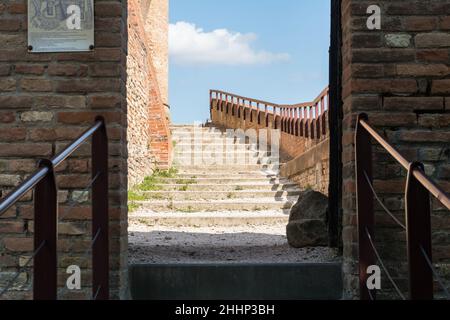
[169,0,330,124]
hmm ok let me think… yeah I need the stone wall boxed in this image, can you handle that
[341,0,450,299]
[280,139,330,196]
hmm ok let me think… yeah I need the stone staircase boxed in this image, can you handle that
[128,124,341,300]
[131,124,300,225]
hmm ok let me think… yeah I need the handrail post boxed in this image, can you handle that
[92,116,109,300]
[34,159,57,300]
[355,113,375,300]
[405,162,433,300]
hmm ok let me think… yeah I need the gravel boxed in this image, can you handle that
[128,220,340,264]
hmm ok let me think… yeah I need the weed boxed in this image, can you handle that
[177,206,195,213]
[128,190,147,202]
[137,167,179,191]
[175,179,196,185]
[128,202,141,212]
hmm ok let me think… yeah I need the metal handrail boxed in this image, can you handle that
[0,116,109,300]
[0,120,103,216]
[359,119,450,210]
[355,113,449,300]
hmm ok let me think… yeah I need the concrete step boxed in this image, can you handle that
[129,210,290,227]
[173,138,242,144]
[174,158,278,166]
[172,131,225,136]
[171,126,222,131]
[175,164,280,171]
[140,190,302,201]
[148,183,298,191]
[129,263,342,300]
[158,177,291,184]
[134,199,295,212]
[174,143,258,151]
[174,150,271,157]
[175,172,278,179]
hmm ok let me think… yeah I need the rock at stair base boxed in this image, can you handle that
[286,190,328,248]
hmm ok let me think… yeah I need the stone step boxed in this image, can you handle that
[174,158,278,166]
[171,126,222,131]
[129,263,342,300]
[175,172,278,179]
[148,183,298,191]
[173,137,242,144]
[175,164,280,171]
[172,131,225,137]
[158,177,291,184]
[129,210,290,227]
[140,190,302,201]
[174,143,258,151]
[173,155,277,163]
[174,150,271,156]
[134,199,295,212]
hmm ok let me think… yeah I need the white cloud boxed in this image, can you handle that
[169,21,290,66]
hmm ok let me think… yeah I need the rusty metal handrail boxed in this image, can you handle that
[0,116,109,300]
[359,119,450,210]
[355,113,449,300]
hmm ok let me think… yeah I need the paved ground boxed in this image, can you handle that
[128,220,340,264]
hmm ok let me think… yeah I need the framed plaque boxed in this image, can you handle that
[28,0,94,53]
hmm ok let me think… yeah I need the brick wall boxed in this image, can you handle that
[145,0,169,106]
[341,0,450,299]
[210,97,329,162]
[0,0,171,299]
[127,0,171,187]
[280,139,330,196]
[0,0,128,299]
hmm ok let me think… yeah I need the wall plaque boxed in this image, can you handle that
[28,0,94,53]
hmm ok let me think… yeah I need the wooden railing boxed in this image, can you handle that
[210,87,329,140]
[355,113,450,300]
[0,117,109,300]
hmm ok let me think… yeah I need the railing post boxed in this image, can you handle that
[34,159,57,300]
[355,113,375,300]
[92,116,109,300]
[405,162,433,300]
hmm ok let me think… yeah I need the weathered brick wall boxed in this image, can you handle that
[127,0,171,186]
[341,0,450,299]
[210,100,329,162]
[0,0,172,299]
[145,0,169,106]
[0,0,129,299]
[280,139,330,195]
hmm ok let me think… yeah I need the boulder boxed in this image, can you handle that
[286,190,329,248]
